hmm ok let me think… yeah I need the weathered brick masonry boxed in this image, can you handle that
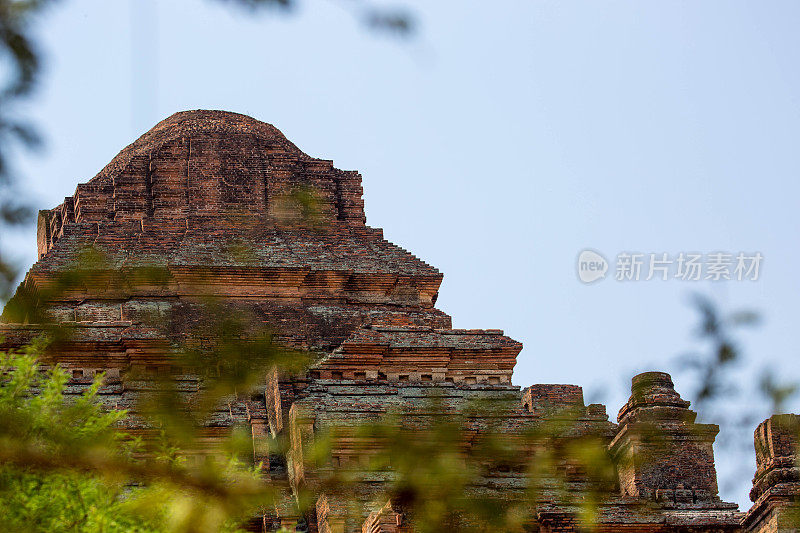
[2,110,797,532]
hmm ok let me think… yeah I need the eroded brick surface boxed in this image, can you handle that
[2,111,796,532]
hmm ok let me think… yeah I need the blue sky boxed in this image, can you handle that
[9,0,800,507]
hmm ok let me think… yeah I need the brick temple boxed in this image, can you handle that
[2,111,798,532]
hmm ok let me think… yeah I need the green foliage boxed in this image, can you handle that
[0,470,160,533]
[0,340,275,532]
[0,339,127,455]
[0,340,158,531]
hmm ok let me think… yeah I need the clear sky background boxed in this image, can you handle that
[7,0,800,508]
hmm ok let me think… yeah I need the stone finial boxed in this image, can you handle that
[609,371,721,502]
[742,414,800,532]
[617,371,692,425]
[751,414,800,502]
